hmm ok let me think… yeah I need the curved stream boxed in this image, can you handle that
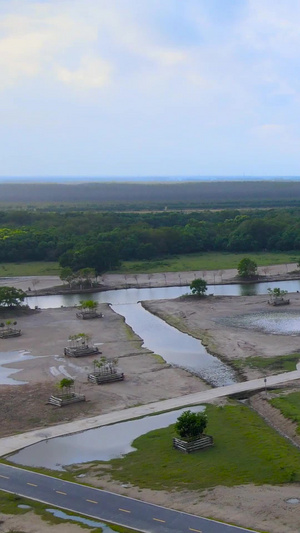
[24,278,300,387]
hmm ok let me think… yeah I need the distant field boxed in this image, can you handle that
[1,252,299,277]
[0,261,60,277]
[115,251,300,274]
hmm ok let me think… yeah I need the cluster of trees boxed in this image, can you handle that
[1,208,300,273]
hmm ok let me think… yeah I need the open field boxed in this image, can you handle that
[1,251,300,278]
[0,261,60,277]
[116,251,300,273]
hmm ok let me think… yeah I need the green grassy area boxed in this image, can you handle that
[0,261,60,277]
[270,392,300,434]
[99,402,300,490]
[0,491,141,532]
[0,251,299,277]
[114,251,300,274]
[232,354,300,374]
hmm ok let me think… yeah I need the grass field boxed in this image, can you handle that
[270,392,300,435]
[0,261,60,277]
[115,251,300,274]
[233,354,300,374]
[104,402,300,490]
[0,251,299,277]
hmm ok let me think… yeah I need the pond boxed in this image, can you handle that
[220,310,300,335]
[8,406,205,470]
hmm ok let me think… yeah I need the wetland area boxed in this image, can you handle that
[1,265,300,533]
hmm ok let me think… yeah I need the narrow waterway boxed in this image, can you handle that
[24,279,300,387]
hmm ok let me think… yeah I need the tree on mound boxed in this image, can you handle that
[175,410,207,441]
[190,278,207,296]
[57,378,74,398]
[0,287,26,307]
[237,257,258,279]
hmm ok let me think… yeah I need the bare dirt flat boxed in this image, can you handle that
[0,305,208,438]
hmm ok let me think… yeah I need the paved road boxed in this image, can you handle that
[0,463,257,533]
[1,369,299,456]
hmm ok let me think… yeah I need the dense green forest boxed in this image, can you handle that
[2,180,300,209]
[1,208,300,274]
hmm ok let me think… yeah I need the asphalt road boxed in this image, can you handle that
[0,463,258,533]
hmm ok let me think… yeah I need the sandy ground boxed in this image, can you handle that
[1,264,300,533]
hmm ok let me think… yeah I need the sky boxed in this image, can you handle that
[1,0,300,178]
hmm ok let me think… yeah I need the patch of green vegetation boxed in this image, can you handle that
[0,491,141,532]
[0,261,60,277]
[270,392,300,434]
[233,354,300,373]
[107,403,300,490]
[114,252,298,274]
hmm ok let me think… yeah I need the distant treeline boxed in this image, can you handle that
[1,208,300,273]
[2,180,300,209]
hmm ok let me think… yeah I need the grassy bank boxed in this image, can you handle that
[233,354,300,374]
[102,402,300,490]
[115,251,300,274]
[270,392,300,434]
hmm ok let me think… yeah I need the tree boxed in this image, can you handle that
[267,287,288,298]
[175,410,207,441]
[190,278,207,296]
[0,287,26,307]
[79,299,98,311]
[237,257,258,278]
[57,378,74,397]
[60,267,75,287]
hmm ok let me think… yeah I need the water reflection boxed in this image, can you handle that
[8,406,205,470]
[0,351,33,385]
[26,279,300,309]
[112,303,235,386]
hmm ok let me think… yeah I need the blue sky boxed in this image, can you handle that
[1,0,300,178]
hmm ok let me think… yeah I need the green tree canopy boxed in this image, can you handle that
[237,257,258,278]
[190,278,207,296]
[0,287,26,307]
[175,410,207,441]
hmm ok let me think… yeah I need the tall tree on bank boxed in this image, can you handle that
[237,257,258,279]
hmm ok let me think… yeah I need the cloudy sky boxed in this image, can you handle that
[1,0,300,178]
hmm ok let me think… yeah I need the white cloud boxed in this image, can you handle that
[56,56,112,89]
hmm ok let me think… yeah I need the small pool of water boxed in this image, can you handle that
[0,350,34,384]
[219,310,300,335]
[46,509,116,531]
[8,406,205,470]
